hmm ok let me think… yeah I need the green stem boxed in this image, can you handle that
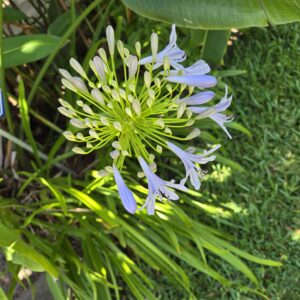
[28,0,103,104]
[0,1,14,134]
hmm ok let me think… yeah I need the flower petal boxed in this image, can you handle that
[166,75,217,88]
[113,165,137,214]
[177,91,215,105]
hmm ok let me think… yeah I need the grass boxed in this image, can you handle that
[151,23,300,299]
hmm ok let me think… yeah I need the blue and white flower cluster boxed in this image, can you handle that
[58,24,233,215]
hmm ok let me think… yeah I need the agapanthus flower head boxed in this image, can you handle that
[58,24,233,214]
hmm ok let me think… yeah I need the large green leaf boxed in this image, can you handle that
[122,0,300,29]
[3,34,61,68]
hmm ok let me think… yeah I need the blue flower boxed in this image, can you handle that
[176,91,215,106]
[139,24,186,70]
[138,157,187,215]
[169,59,211,76]
[113,165,137,214]
[167,142,221,190]
[189,86,233,138]
[166,75,217,88]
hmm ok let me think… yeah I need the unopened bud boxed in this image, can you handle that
[113,122,122,132]
[91,56,106,82]
[58,107,75,118]
[72,147,86,154]
[106,25,115,56]
[58,98,73,109]
[110,149,120,159]
[70,118,86,128]
[155,118,164,128]
[83,104,94,115]
[177,102,186,119]
[70,58,87,79]
[63,131,75,141]
[89,129,98,139]
[59,69,73,81]
[128,55,138,79]
[91,89,105,105]
[112,141,122,149]
[98,48,108,64]
[125,107,133,117]
[164,127,172,135]
[71,77,88,92]
[144,71,151,88]
[186,128,201,140]
[135,41,141,57]
[151,33,158,59]
[117,40,124,58]
[132,99,141,116]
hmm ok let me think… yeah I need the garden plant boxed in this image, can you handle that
[0,1,299,299]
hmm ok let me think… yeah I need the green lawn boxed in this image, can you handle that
[153,23,300,299]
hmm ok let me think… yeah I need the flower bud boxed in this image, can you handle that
[177,102,186,119]
[58,107,75,118]
[112,141,122,149]
[76,100,83,107]
[135,41,141,57]
[98,48,108,64]
[113,122,122,132]
[70,58,87,79]
[83,104,94,115]
[59,69,73,81]
[70,118,86,128]
[71,77,88,92]
[110,149,120,159]
[144,71,151,88]
[186,128,201,140]
[132,99,141,116]
[117,40,125,58]
[106,25,115,56]
[91,89,105,105]
[151,32,158,59]
[72,147,86,154]
[91,56,106,82]
[63,131,76,141]
[61,78,76,92]
[89,129,98,139]
[128,55,138,79]
[58,98,73,109]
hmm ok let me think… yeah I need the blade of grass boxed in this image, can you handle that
[18,77,42,168]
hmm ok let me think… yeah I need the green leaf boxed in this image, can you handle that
[3,34,61,68]
[0,224,58,278]
[122,0,300,29]
[46,275,66,300]
[39,177,67,214]
[0,286,8,300]
[48,11,73,36]
[201,30,230,65]
[18,78,42,168]
[3,7,26,22]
